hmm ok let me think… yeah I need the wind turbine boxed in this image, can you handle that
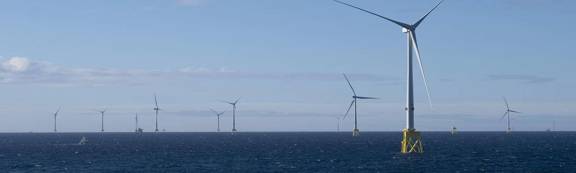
[223,98,240,132]
[53,107,61,133]
[501,97,520,133]
[210,109,225,132]
[154,94,161,132]
[134,113,144,133]
[342,74,377,136]
[97,109,106,132]
[334,0,443,153]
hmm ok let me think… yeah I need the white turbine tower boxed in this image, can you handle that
[97,109,106,132]
[135,113,139,132]
[223,98,240,133]
[501,97,520,133]
[154,94,161,132]
[343,74,377,136]
[53,107,61,133]
[210,109,225,132]
[335,0,443,153]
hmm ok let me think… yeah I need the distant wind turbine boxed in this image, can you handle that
[343,74,377,136]
[154,94,161,132]
[210,109,225,132]
[223,98,240,132]
[334,0,443,153]
[53,107,61,133]
[135,113,144,133]
[501,97,520,133]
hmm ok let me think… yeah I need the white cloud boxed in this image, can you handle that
[1,57,30,73]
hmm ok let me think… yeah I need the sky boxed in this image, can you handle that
[0,0,574,132]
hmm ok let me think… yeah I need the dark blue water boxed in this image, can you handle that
[0,132,574,172]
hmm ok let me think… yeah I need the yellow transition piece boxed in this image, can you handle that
[401,129,423,153]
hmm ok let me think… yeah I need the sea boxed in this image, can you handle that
[0,132,574,172]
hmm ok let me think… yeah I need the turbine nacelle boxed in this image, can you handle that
[402,27,414,33]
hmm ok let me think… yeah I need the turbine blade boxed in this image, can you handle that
[413,0,444,28]
[510,110,521,113]
[220,100,234,105]
[409,32,433,109]
[343,100,355,120]
[234,98,241,105]
[210,108,218,114]
[500,111,508,120]
[356,96,378,99]
[154,94,159,108]
[343,74,357,96]
[333,0,411,29]
[503,97,510,110]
